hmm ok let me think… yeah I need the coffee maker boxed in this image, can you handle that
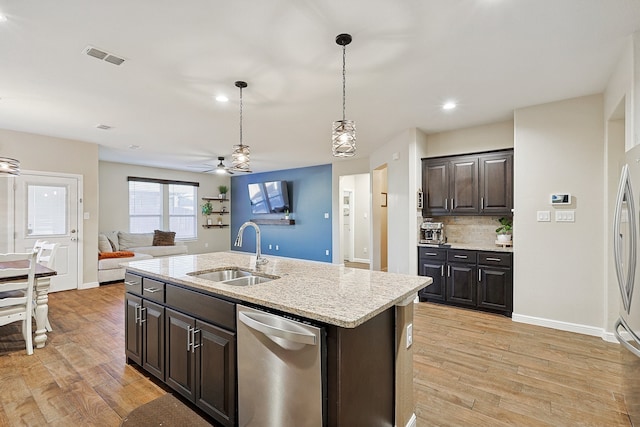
[420,219,446,245]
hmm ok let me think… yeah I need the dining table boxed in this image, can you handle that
[0,260,57,349]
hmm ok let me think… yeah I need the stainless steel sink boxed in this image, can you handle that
[188,268,278,286]
[189,268,252,282]
[222,275,275,286]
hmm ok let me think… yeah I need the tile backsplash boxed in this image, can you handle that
[421,216,507,246]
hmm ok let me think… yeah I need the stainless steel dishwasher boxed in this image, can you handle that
[237,304,325,427]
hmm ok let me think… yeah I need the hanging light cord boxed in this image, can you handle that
[342,43,347,122]
[239,85,243,147]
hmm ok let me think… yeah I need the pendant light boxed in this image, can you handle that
[231,80,252,173]
[332,33,356,157]
[0,157,20,176]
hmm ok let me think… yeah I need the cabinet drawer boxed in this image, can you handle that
[142,277,165,303]
[478,252,512,267]
[447,250,477,264]
[418,247,447,261]
[166,284,236,332]
[124,273,143,295]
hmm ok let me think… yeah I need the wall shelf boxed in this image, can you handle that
[251,218,296,226]
[202,224,229,228]
[202,197,228,202]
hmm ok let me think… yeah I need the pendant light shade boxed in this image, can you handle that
[332,33,356,158]
[0,157,20,176]
[231,80,252,173]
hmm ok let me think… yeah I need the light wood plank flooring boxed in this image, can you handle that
[0,284,633,426]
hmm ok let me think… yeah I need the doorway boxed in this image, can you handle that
[339,174,371,268]
[14,172,82,292]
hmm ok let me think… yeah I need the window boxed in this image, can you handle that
[128,177,199,239]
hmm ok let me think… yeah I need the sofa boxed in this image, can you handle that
[98,231,188,283]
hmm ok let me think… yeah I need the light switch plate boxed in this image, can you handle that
[555,210,575,222]
[537,211,551,222]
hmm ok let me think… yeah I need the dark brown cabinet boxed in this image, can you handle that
[125,293,165,381]
[418,247,513,316]
[165,308,236,426]
[417,248,446,301]
[422,149,513,216]
[125,273,237,427]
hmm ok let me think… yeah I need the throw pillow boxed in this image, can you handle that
[153,230,176,246]
[98,234,113,253]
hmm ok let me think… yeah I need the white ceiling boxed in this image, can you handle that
[1,0,639,173]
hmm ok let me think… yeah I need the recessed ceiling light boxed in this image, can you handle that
[128,144,141,150]
[215,95,229,103]
[442,101,457,111]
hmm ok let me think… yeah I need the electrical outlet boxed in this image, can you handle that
[268,244,272,250]
[325,249,330,256]
[406,323,413,348]
[204,243,209,248]
[324,213,329,219]
[275,245,279,251]
[363,247,367,254]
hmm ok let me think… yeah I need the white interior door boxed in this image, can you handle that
[14,173,80,292]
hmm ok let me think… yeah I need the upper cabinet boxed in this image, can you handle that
[422,149,513,216]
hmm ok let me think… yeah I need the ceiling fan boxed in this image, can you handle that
[202,157,234,175]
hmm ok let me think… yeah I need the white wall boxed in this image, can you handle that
[513,94,605,332]
[370,128,426,275]
[425,120,514,157]
[353,173,371,261]
[99,161,231,254]
[0,129,100,286]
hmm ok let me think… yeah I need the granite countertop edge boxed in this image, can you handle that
[123,252,431,329]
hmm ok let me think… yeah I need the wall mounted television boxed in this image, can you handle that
[248,180,291,214]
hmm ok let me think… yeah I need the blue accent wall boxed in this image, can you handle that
[230,164,332,262]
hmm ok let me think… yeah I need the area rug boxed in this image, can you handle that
[120,393,214,426]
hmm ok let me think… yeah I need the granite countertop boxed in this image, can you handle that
[418,242,513,253]
[123,252,431,329]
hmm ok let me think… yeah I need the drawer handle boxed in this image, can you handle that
[454,255,467,259]
[124,281,138,286]
[424,252,438,256]
[486,257,502,262]
[144,287,161,293]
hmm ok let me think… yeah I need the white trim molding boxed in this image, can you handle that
[403,413,417,427]
[512,313,605,338]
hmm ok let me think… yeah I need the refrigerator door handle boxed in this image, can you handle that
[615,317,640,358]
[614,164,637,314]
[238,311,317,349]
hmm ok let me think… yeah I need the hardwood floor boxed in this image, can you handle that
[0,284,633,426]
[414,303,631,426]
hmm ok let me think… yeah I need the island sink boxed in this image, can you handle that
[188,267,279,286]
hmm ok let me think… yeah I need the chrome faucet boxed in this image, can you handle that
[234,221,268,265]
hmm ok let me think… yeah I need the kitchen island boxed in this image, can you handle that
[123,252,430,427]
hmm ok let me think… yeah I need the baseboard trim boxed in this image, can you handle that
[351,257,370,263]
[402,413,417,427]
[512,313,604,338]
[79,281,99,290]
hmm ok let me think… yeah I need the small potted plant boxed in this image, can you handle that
[202,200,214,225]
[496,217,513,242]
[218,185,228,199]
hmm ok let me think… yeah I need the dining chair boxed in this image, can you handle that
[0,251,37,355]
[34,242,57,332]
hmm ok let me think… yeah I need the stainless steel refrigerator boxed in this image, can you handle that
[614,144,640,425]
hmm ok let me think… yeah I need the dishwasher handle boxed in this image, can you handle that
[239,311,317,351]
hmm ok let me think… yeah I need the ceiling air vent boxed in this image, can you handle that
[83,45,126,66]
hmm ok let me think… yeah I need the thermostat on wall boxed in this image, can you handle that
[550,193,571,205]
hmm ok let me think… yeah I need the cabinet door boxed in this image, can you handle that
[447,263,477,306]
[418,260,446,301]
[479,152,513,214]
[195,320,236,427]
[142,299,165,381]
[165,308,196,401]
[423,159,450,216]
[125,294,142,365]
[477,266,513,314]
[450,157,479,214]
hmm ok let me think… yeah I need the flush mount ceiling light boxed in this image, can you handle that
[231,81,252,173]
[332,33,356,158]
[0,157,20,176]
